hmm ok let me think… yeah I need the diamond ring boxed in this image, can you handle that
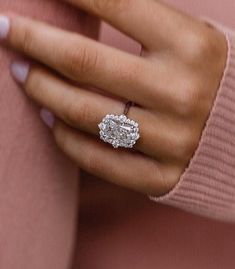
[98,102,140,149]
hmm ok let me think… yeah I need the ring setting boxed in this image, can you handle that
[98,114,140,148]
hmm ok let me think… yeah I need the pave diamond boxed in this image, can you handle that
[98,114,140,148]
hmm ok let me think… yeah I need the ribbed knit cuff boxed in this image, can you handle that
[150,25,235,222]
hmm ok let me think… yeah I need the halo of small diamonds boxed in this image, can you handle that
[98,114,140,148]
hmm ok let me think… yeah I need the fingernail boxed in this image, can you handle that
[0,16,10,40]
[40,108,55,129]
[10,61,30,83]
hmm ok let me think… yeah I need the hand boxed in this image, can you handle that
[0,0,227,196]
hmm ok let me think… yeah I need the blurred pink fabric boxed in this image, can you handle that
[1,0,235,269]
[0,1,99,268]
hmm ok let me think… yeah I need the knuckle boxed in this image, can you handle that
[63,44,99,78]
[24,68,44,97]
[83,149,100,173]
[119,60,143,83]
[184,28,224,62]
[173,73,207,117]
[89,0,129,14]
[188,134,200,156]
[173,135,190,161]
[53,123,68,151]
[174,85,198,116]
[64,101,79,125]
[77,102,93,124]
[64,99,92,127]
[149,162,179,196]
[173,129,199,161]
[151,165,171,196]
[160,165,183,195]
[19,26,34,54]
[192,31,212,57]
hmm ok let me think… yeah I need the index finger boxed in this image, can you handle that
[65,0,192,50]
[0,15,143,102]
[0,15,172,108]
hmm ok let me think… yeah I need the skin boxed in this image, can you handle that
[1,0,228,196]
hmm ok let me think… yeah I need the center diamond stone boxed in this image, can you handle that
[98,114,140,148]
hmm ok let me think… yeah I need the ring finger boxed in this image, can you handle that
[13,64,182,162]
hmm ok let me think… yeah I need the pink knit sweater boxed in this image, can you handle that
[1,0,235,269]
[151,28,235,222]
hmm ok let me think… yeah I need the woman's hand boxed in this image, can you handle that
[0,0,227,196]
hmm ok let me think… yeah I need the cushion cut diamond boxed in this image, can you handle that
[98,114,140,148]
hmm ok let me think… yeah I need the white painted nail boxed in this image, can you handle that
[10,61,30,84]
[0,16,10,40]
[40,108,55,129]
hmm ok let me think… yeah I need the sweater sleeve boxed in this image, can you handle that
[150,23,235,223]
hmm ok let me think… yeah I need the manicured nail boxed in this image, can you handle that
[40,108,55,129]
[0,16,10,39]
[10,61,30,83]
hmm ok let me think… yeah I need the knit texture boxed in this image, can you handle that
[150,27,235,222]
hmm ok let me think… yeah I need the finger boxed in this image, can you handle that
[24,66,124,133]
[4,15,161,107]
[53,120,172,196]
[20,65,192,162]
[65,0,192,50]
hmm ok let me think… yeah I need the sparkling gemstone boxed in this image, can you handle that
[98,114,140,148]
